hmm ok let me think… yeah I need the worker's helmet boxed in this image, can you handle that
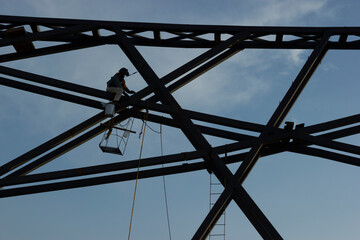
[119,68,130,77]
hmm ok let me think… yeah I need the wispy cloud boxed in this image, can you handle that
[237,0,328,26]
[174,60,271,114]
[287,49,307,66]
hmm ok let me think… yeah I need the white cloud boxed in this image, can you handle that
[287,49,306,66]
[321,62,340,71]
[174,63,271,114]
[238,0,328,26]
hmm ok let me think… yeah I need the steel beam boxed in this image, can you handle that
[1,144,358,197]
[0,76,104,109]
[115,27,282,239]
[236,33,330,184]
[0,15,359,240]
[2,15,360,53]
[150,45,244,97]
[320,124,360,140]
[0,162,206,198]
[194,33,330,239]
[0,24,94,47]
[292,131,360,155]
[0,31,249,179]
[0,65,112,100]
[1,118,358,197]
[131,31,250,102]
[289,146,360,166]
[0,112,105,177]
[0,37,112,63]
[133,111,256,141]
[5,110,132,177]
[132,101,265,132]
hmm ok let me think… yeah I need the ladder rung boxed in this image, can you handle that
[210,175,226,239]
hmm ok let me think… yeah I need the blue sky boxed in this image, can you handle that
[0,0,360,239]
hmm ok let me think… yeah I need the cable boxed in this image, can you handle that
[128,102,149,240]
[160,123,172,240]
[127,105,172,240]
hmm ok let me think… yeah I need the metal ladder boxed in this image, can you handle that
[209,173,226,240]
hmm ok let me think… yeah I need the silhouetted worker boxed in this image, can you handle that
[107,68,136,101]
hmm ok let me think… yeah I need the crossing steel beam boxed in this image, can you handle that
[0,15,359,240]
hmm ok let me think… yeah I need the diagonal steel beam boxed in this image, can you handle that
[267,36,330,129]
[132,100,265,132]
[115,26,231,175]
[289,146,360,166]
[132,31,250,101]
[0,30,249,178]
[291,131,360,155]
[0,76,104,109]
[149,45,244,99]
[301,113,360,134]
[0,65,112,100]
[115,27,282,240]
[133,111,255,141]
[237,33,330,183]
[0,112,105,177]
[194,33,330,239]
[4,110,132,177]
[320,124,360,140]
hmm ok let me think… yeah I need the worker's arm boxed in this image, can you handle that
[122,81,135,94]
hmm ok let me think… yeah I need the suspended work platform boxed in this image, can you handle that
[99,118,135,155]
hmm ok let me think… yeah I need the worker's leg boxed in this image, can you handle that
[106,87,124,101]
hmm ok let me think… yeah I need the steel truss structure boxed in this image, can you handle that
[0,15,359,239]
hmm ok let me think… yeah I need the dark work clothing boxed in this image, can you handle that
[107,73,125,88]
[106,71,133,101]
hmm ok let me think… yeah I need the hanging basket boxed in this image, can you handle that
[99,117,135,155]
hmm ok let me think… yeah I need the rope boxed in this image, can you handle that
[160,123,172,240]
[127,104,172,240]
[128,102,149,240]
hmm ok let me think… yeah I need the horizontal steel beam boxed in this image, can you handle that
[0,161,206,198]
[0,24,94,47]
[1,15,360,64]
[1,120,358,194]
[2,15,360,35]
[0,36,112,63]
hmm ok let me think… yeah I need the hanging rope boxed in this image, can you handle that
[160,123,172,240]
[105,118,115,140]
[128,102,149,240]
